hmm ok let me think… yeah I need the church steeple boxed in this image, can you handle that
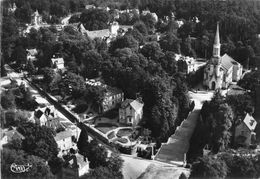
[213,22,221,58]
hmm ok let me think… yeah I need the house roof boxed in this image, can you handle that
[220,54,239,71]
[55,130,73,141]
[86,29,110,39]
[75,153,89,170]
[121,99,134,108]
[243,113,257,131]
[130,100,144,112]
[35,110,44,119]
[121,99,144,112]
[35,105,55,118]
[4,129,25,141]
[227,84,246,96]
[51,57,64,65]
[26,49,38,56]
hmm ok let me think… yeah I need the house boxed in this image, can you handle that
[34,106,57,126]
[85,4,95,9]
[203,22,243,90]
[8,3,16,14]
[26,49,38,62]
[119,98,144,126]
[55,130,75,156]
[78,21,133,43]
[235,113,257,147]
[85,78,124,113]
[51,55,65,70]
[0,128,25,149]
[31,10,42,26]
[175,55,206,74]
[102,87,124,113]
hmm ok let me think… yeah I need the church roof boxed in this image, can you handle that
[220,54,239,71]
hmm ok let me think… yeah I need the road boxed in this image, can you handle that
[154,90,213,165]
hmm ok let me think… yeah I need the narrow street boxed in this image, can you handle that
[154,90,213,165]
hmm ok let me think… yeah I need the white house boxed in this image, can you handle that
[51,55,65,70]
[26,49,38,62]
[119,98,144,126]
[55,130,75,156]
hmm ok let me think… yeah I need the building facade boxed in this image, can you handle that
[203,23,243,90]
[235,113,257,147]
[119,99,144,126]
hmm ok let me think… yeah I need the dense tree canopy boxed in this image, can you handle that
[17,122,58,161]
[80,8,111,30]
[2,148,54,179]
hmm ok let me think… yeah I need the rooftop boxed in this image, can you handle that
[243,113,257,131]
[221,54,240,71]
[54,130,73,141]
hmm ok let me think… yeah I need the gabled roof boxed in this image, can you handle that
[4,129,25,141]
[220,54,239,71]
[243,113,257,131]
[130,100,144,112]
[35,110,44,119]
[55,130,73,141]
[121,99,134,108]
[121,99,144,112]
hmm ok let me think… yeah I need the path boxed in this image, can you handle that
[154,90,213,165]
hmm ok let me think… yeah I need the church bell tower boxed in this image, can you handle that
[212,22,221,60]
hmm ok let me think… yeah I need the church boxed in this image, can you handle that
[203,22,243,90]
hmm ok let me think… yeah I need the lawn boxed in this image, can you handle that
[95,123,119,134]
[117,128,133,138]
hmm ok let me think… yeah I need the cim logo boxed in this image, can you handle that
[10,163,32,173]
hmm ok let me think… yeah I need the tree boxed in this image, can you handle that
[1,91,16,110]
[109,35,139,54]
[83,166,122,179]
[41,67,56,84]
[219,152,258,178]
[140,42,164,62]
[238,70,260,93]
[59,72,86,98]
[133,21,148,36]
[82,153,123,179]
[181,37,196,58]
[15,86,39,111]
[27,60,37,75]
[80,8,111,30]
[2,148,54,179]
[81,50,103,78]
[140,13,157,32]
[107,153,124,176]
[17,122,58,161]
[85,139,108,169]
[159,32,181,54]
[10,45,27,65]
[190,155,228,179]
[48,156,64,175]
[77,129,89,156]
